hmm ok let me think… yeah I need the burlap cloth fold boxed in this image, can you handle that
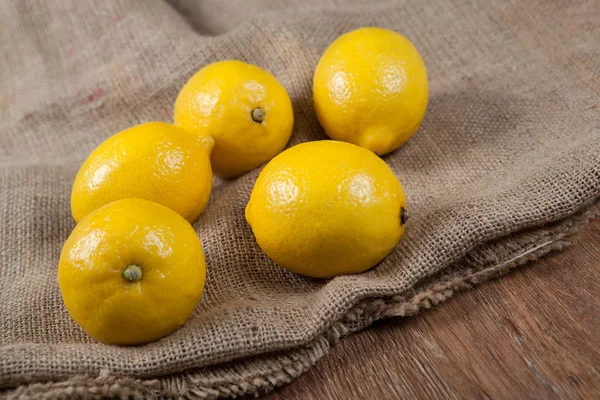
[1,0,599,398]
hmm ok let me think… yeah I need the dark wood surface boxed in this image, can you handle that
[266,218,600,399]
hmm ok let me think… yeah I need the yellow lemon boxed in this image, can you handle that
[313,27,428,155]
[245,140,407,278]
[71,122,214,223]
[174,60,294,178]
[58,198,206,345]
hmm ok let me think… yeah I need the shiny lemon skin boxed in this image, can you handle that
[245,140,406,278]
[58,198,206,345]
[313,27,429,155]
[174,60,294,178]
[71,122,214,223]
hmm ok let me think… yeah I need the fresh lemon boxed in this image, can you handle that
[313,27,428,155]
[58,198,206,345]
[245,140,407,278]
[71,122,214,223]
[174,60,294,178]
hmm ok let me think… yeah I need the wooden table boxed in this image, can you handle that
[266,218,600,399]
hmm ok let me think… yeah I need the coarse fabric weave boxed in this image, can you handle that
[1,0,599,398]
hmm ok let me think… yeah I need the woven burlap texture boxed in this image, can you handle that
[1,0,599,398]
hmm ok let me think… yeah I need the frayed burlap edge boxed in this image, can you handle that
[4,201,599,400]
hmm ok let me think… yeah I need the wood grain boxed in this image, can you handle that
[265,218,600,399]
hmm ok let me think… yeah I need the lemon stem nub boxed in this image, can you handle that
[252,108,265,123]
[123,265,143,282]
[400,208,408,225]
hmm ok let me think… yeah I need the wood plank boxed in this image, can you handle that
[266,218,600,399]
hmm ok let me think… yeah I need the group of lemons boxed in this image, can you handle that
[57,28,429,345]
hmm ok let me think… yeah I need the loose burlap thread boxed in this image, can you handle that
[1,0,599,398]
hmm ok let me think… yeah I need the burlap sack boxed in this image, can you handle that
[1,0,599,398]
